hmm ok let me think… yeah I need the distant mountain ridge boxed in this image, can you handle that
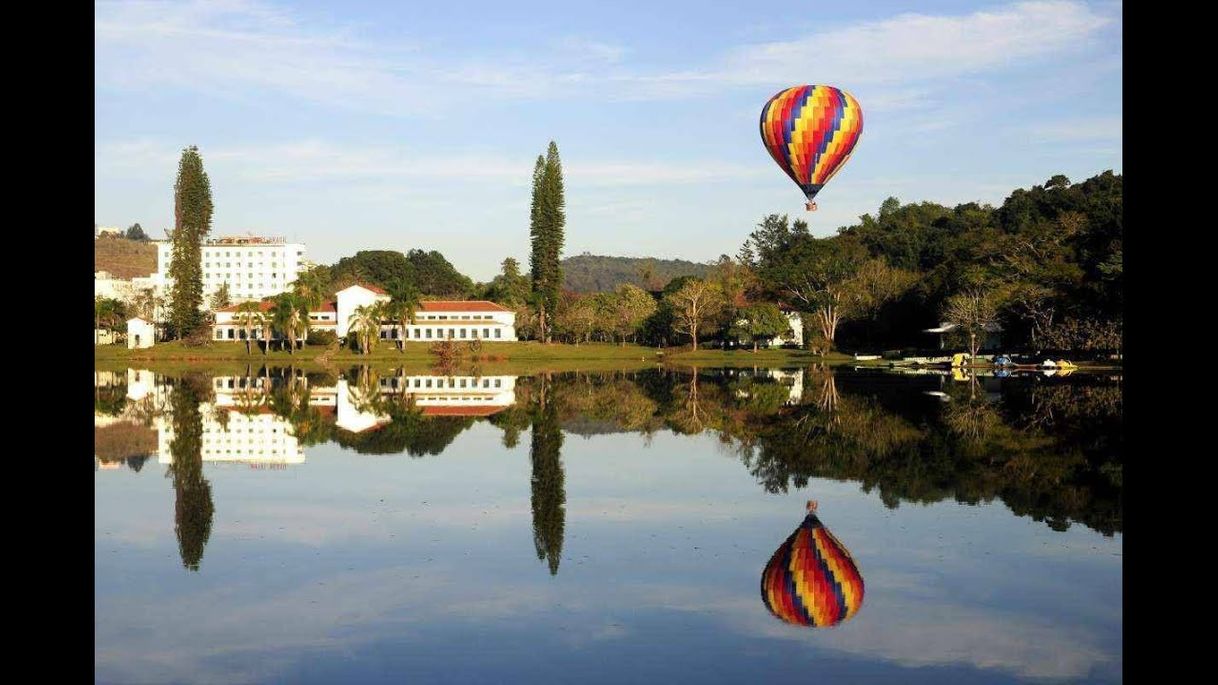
[561,253,711,293]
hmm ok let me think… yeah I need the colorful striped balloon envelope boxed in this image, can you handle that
[761,513,865,627]
[759,85,863,204]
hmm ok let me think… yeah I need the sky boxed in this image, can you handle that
[95,0,1122,281]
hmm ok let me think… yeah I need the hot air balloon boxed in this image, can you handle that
[761,501,864,627]
[759,85,863,211]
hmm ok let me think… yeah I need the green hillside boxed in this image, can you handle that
[95,236,156,279]
[561,253,710,292]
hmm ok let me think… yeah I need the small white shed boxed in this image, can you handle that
[127,317,156,349]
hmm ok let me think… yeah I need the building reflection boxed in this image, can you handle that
[98,370,522,469]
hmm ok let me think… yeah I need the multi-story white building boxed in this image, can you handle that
[146,235,308,305]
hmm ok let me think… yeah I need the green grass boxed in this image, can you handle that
[94,340,845,375]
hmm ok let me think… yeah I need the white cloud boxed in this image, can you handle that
[96,1,1116,112]
[718,1,1113,86]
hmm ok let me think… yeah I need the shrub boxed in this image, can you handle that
[181,323,214,348]
[307,330,337,346]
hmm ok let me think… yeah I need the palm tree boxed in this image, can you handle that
[259,309,274,355]
[270,294,306,354]
[348,304,382,355]
[291,270,326,311]
[384,297,418,353]
[95,297,123,345]
[234,302,263,356]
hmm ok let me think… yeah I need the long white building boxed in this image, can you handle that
[146,235,308,305]
[211,283,518,342]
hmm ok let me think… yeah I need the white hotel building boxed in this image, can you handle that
[146,235,309,305]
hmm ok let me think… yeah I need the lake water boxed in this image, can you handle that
[95,365,1122,684]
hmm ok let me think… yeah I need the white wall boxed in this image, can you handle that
[335,285,390,337]
[127,318,155,348]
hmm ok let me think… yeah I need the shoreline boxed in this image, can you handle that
[94,341,1122,375]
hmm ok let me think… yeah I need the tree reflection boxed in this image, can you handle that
[530,374,566,576]
[166,374,215,571]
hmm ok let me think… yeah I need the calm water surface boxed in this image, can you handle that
[95,366,1122,684]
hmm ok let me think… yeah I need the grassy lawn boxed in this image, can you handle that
[95,340,849,375]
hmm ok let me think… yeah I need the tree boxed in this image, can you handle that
[384,291,419,352]
[665,279,726,350]
[348,303,383,355]
[271,294,306,354]
[530,377,566,575]
[554,292,597,344]
[529,142,565,343]
[209,282,231,311]
[742,216,867,350]
[291,268,327,311]
[943,289,1001,363]
[95,297,127,344]
[609,284,657,345]
[234,301,263,355]
[125,223,148,241]
[483,257,532,306]
[168,375,214,571]
[167,146,213,339]
[730,303,790,352]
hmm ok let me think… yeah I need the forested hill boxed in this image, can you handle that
[561,254,711,292]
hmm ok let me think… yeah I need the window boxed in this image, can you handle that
[448,328,455,339]
[494,379,502,388]
[425,328,432,339]
[484,328,490,338]
[459,328,466,339]
[413,329,421,339]
[215,329,223,339]
[494,329,501,339]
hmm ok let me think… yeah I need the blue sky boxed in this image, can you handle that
[95,0,1122,281]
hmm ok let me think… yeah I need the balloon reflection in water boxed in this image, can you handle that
[761,504,864,627]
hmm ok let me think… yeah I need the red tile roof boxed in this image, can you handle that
[418,300,511,312]
[216,299,275,313]
[420,405,510,417]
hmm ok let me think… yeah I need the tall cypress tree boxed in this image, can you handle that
[168,146,214,338]
[529,141,565,343]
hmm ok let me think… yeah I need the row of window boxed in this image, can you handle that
[216,327,506,340]
[419,314,498,320]
[381,377,504,389]
[205,272,283,279]
[381,327,502,340]
[205,263,283,269]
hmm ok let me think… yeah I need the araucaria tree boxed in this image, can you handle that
[529,142,565,343]
[167,146,214,339]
